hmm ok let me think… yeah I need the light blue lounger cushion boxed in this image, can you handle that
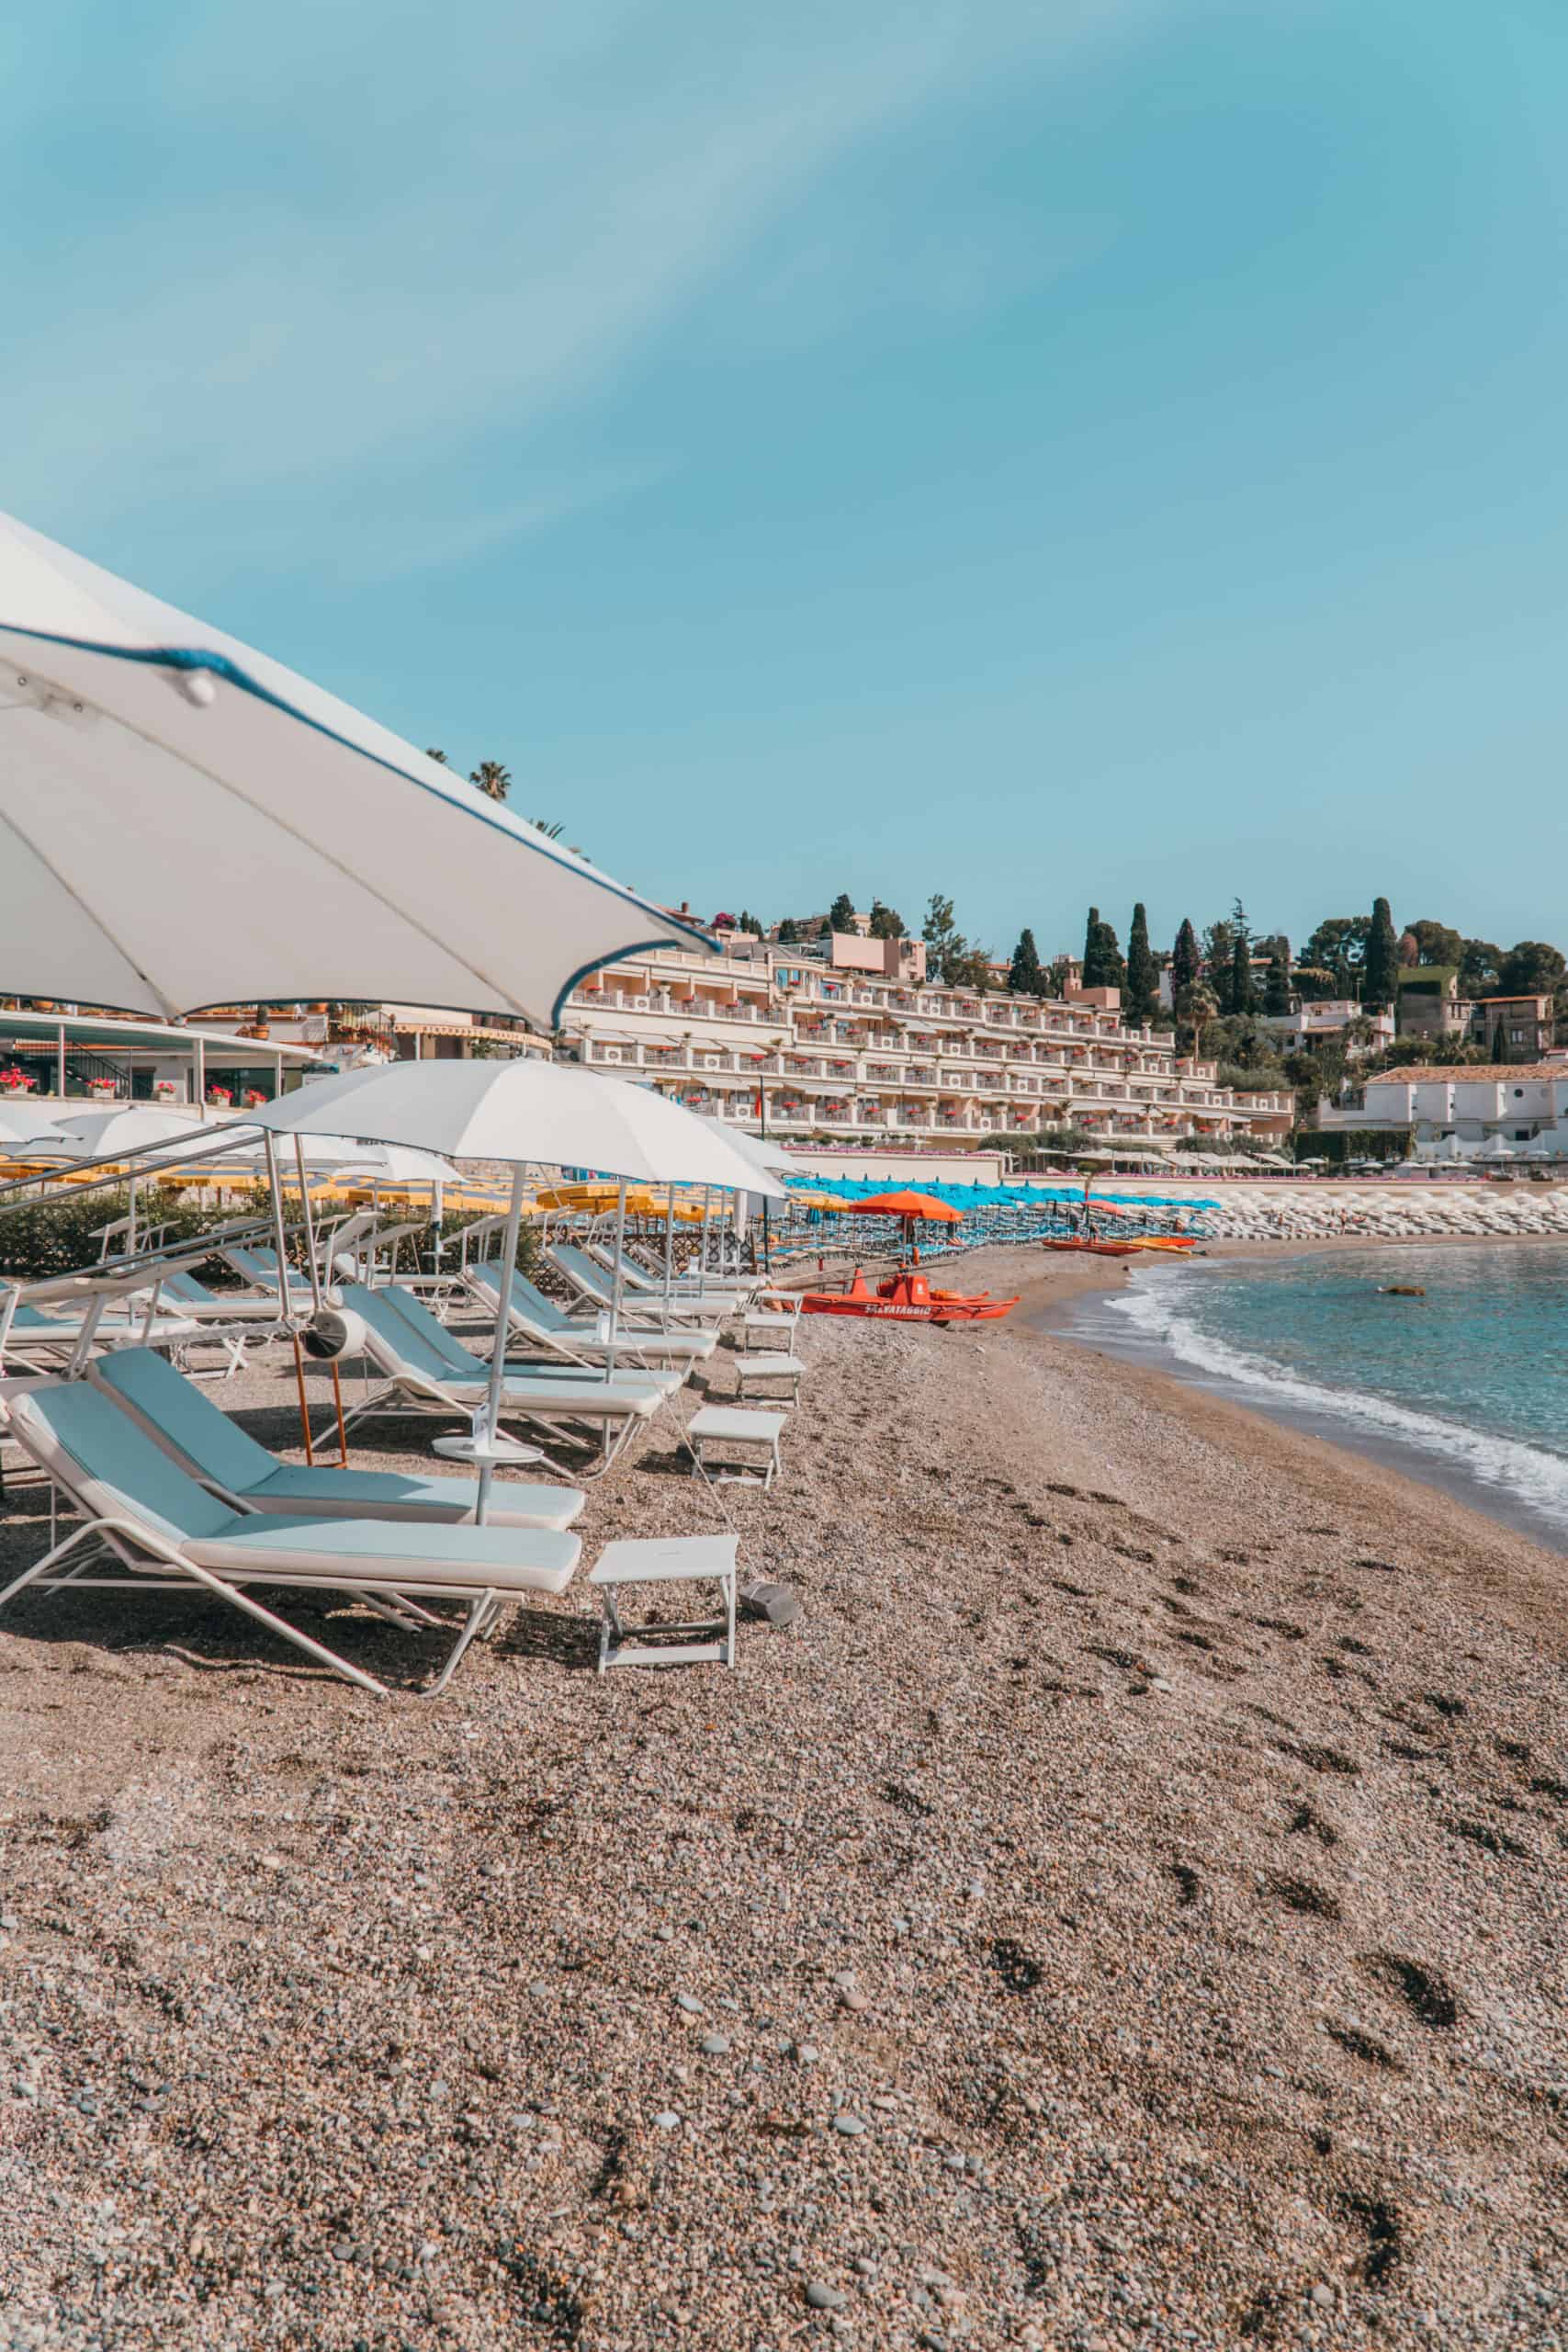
[16,1383,579,1590]
[466,1266,716,1360]
[93,1348,585,1531]
[349,1285,679,1398]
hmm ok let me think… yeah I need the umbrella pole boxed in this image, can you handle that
[294,1133,347,1465]
[476,1162,526,1528]
[605,1179,627,1380]
[662,1182,674,1323]
[265,1134,313,1468]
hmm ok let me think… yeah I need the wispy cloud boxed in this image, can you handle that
[6,0,1145,574]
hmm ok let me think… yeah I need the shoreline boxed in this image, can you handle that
[1021,1235,1568,1557]
[1,1261,1565,2345]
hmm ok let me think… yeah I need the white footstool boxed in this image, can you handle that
[732,1352,806,1406]
[740,1304,802,1351]
[684,1405,786,1488]
[589,1534,739,1671]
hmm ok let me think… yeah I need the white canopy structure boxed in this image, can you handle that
[250,1061,784,1199]
[0,510,712,1032]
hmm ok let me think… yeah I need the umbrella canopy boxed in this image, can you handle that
[246,1060,784,1199]
[51,1103,223,1160]
[0,1100,63,1147]
[694,1114,797,1176]
[840,1189,965,1225]
[0,510,711,1030]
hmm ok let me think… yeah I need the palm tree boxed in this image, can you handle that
[470,761,512,802]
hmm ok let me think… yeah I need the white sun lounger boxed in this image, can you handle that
[462,1263,717,1365]
[547,1245,726,1328]
[218,1243,316,1306]
[2,1381,581,1697]
[587,1240,760,1306]
[90,1346,587,1532]
[333,1285,679,1470]
[0,1283,200,1376]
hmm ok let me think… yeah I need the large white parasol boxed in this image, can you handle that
[250,1061,781,1517]
[0,509,713,1032]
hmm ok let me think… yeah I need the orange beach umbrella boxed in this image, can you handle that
[840,1189,965,1225]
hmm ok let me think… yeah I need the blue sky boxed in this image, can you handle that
[9,0,1567,963]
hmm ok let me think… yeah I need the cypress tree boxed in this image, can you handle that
[1009,928,1045,996]
[1081,907,1104,988]
[1492,1017,1510,1066]
[1264,936,1292,1016]
[1231,925,1255,1015]
[1123,903,1156,1023]
[1364,896,1399,1007]
[1096,915,1126,993]
[1171,917,1200,1004]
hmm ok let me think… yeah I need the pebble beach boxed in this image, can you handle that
[1,1246,1565,2350]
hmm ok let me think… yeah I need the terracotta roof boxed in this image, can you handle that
[1373,1064,1566,1083]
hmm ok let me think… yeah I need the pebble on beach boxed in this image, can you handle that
[0,1246,1563,2351]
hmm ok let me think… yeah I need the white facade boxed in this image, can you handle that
[1261,1001,1394,1054]
[1323,1066,1568,1158]
[558,946,1292,1148]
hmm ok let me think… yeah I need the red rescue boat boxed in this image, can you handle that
[801,1268,1019,1324]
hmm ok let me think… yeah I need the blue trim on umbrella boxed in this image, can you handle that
[0,627,718,997]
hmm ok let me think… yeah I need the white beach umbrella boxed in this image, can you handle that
[0,1100,64,1148]
[250,1059,781,1516]
[0,510,712,1030]
[694,1114,796,1177]
[52,1103,224,1159]
[250,1061,784,1197]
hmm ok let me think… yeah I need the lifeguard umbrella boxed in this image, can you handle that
[840,1189,965,1224]
[0,509,712,1032]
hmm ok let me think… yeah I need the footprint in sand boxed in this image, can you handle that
[1359,1951,1457,2030]
[1265,1872,1343,1922]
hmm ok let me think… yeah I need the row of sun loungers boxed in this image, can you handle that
[0,1218,810,1696]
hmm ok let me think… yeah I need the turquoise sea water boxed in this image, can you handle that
[1074,1242,1568,1547]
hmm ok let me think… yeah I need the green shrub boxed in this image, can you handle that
[0,1186,262,1283]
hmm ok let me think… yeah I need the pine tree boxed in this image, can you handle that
[1231,926,1255,1016]
[1081,907,1104,987]
[1363,896,1399,1007]
[1009,928,1044,997]
[777,917,801,945]
[867,899,905,939]
[1264,936,1292,1016]
[828,892,857,933]
[1123,903,1156,1023]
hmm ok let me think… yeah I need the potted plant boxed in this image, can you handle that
[85,1076,118,1100]
[242,1088,267,1108]
[0,1066,36,1096]
[206,1084,232,1107]
[152,1079,179,1103]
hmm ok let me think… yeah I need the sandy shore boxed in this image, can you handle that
[1,1257,1565,2350]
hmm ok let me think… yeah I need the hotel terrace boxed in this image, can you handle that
[555,943,1292,1152]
